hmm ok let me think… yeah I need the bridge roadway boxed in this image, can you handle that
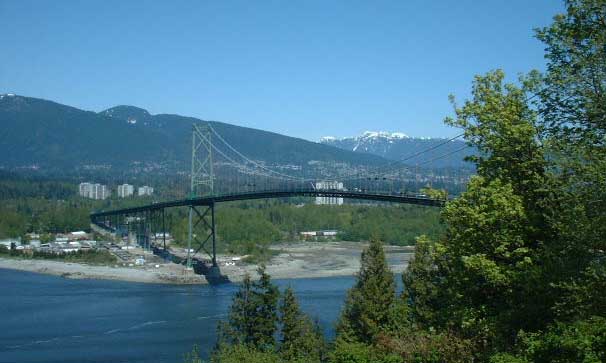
[90,189,445,218]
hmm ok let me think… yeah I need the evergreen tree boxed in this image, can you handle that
[210,344,282,363]
[216,273,256,347]
[279,287,325,362]
[252,266,280,351]
[535,0,606,146]
[216,267,280,352]
[401,235,447,329]
[336,237,397,344]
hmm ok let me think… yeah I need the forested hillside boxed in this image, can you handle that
[0,95,388,172]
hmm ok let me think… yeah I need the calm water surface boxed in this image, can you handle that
[0,268,355,363]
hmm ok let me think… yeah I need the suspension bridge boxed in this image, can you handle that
[90,123,463,281]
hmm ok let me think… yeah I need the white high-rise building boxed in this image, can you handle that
[117,184,134,198]
[315,181,344,205]
[138,186,154,196]
[91,184,109,199]
[79,182,108,199]
[79,182,92,197]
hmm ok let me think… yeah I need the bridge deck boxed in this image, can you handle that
[90,189,445,218]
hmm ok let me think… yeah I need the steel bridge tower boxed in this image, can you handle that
[186,123,219,275]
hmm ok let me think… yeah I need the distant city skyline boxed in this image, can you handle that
[1,1,562,140]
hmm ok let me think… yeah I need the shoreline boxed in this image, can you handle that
[0,241,413,285]
[0,258,207,285]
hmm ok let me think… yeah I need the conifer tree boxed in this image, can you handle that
[279,287,325,362]
[280,287,303,351]
[217,273,255,347]
[336,237,396,344]
[216,266,279,352]
[402,235,447,329]
[251,266,280,351]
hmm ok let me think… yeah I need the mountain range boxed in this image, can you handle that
[320,131,474,168]
[0,94,389,174]
[0,94,472,177]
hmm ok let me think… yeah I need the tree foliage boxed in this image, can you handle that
[198,2,606,362]
[336,238,398,344]
[279,287,325,362]
[214,269,325,363]
[392,2,606,361]
[217,267,280,352]
[535,0,606,145]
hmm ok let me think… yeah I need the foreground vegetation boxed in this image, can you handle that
[187,1,606,361]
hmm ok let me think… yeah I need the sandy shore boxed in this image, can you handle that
[220,241,413,282]
[0,241,414,284]
[0,258,206,284]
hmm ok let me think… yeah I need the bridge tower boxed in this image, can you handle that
[186,123,219,274]
[190,123,214,197]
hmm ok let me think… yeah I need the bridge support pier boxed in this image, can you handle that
[186,202,218,270]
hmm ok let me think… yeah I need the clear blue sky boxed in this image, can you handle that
[1,0,562,140]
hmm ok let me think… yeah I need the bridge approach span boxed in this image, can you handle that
[90,189,445,218]
[89,190,445,280]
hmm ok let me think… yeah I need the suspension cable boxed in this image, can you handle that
[415,145,470,166]
[208,123,307,181]
[400,133,464,162]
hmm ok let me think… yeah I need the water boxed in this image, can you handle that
[0,268,355,363]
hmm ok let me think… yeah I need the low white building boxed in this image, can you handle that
[69,231,89,240]
[299,230,339,237]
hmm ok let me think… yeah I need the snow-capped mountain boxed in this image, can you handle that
[320,131,474,168]
[320,131,409,145]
